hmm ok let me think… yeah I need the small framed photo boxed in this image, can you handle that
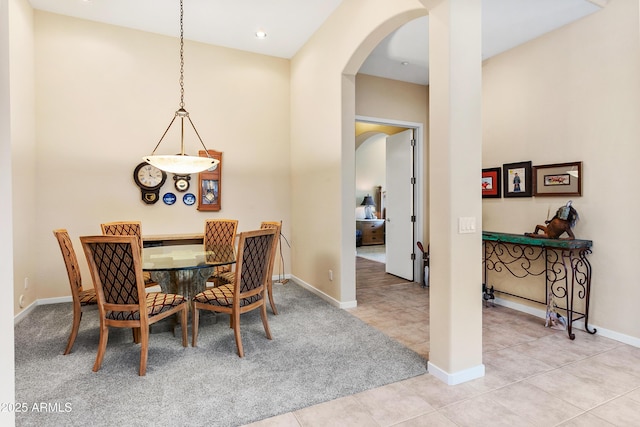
[533,161,582,197]
[482,167,501,198]
[503,161,532,197]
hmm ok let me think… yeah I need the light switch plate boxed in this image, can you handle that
[459,217,476,234]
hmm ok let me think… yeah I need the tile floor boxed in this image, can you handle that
[247,261,640,426]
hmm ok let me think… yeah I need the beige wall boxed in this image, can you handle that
[10,0,36,314]
[355,133,385,207]
[482,0,640,341]
[16,11,291,312]
[290,0,427,304]
[356,73,430,243]
[4,0,33,417]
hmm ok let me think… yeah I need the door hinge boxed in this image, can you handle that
[410,177,416,184]
[411,253,416,261]
[410,139,416,147]
[411,215,416,222]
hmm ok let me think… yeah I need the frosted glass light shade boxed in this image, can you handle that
[143,155,219,174]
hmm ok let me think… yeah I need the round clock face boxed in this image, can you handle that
[173,174,190,192]
[176,179,189,191]
[133,162,166,190]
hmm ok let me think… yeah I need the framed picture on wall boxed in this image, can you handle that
[503,161,532,197]
[533,161,582,197]
[197,150,222,211]
[482,167,502,198]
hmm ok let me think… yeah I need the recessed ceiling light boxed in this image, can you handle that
[401,61,410,66]
[255,30,267,39]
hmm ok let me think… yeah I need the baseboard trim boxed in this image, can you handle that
[289,275,357,309]
[14,295,72,324]
[16,281,640,349]
[427,361,485,385]
[493,296,640,348]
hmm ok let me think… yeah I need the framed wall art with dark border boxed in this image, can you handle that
[482,167,502,198]
[503,161,532,198]
[533,161,582,197]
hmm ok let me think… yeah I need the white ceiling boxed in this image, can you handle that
[28,0,604,85]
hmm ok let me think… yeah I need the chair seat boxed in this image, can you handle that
[193,285,261,308]
[210,271,235,286]
[106,293,186,321]
[78,289,98,306]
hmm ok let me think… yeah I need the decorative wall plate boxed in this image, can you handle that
[163,192,177,205]
[183,193,196,206]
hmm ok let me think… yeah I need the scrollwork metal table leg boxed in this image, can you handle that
[578,248,597,335]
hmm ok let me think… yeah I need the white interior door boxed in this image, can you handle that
[385,129,414,280]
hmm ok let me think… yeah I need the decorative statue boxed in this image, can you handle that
[545,290,566,331]
[482,283,495,307]
[525,201,579,240]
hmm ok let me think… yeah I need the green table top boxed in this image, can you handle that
[482,231,592,249]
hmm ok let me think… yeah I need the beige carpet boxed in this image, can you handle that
[356,245,385,263]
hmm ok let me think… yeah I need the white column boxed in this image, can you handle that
[427,0,484,384]
[1,0,16,422]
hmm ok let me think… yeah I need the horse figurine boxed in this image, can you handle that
[525,201,579,240]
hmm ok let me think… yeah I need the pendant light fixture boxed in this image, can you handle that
[143,0,219,174]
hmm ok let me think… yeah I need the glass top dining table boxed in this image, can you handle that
[142,244,235,300]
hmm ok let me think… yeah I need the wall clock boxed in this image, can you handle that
[173,174,191,192]
[133,162,167,204]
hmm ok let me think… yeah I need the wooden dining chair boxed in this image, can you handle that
[257,221,282,315]
[80,235,188,376]
[100,221,161,292]
[53,229,98,355]
[203,218,238,287]
[192,228,277,357]
[214,221,282,314]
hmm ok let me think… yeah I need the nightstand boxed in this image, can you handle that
[356,219,385,246]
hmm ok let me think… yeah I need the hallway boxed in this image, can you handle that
[248,257,640,426]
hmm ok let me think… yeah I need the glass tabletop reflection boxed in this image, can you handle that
[142,244,235,271]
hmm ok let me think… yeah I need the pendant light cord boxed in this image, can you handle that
[179,0,185,110]
[147,0,214,162]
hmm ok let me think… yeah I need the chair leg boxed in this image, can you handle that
[191,304,199,347]
[180,304,188,347]
[132,327,141,344]
[260,302,273,340]
[92,322,109,373]
[267,280,278,315]
[139,326,149,376]
[64,309,82,355]
[232,310,243,357]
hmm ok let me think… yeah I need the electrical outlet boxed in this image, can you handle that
[24,277,29,290]
[328,270,333,281]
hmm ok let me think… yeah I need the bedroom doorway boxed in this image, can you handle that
[355,117,424,285]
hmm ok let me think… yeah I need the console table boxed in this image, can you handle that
[482,231,596,340]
